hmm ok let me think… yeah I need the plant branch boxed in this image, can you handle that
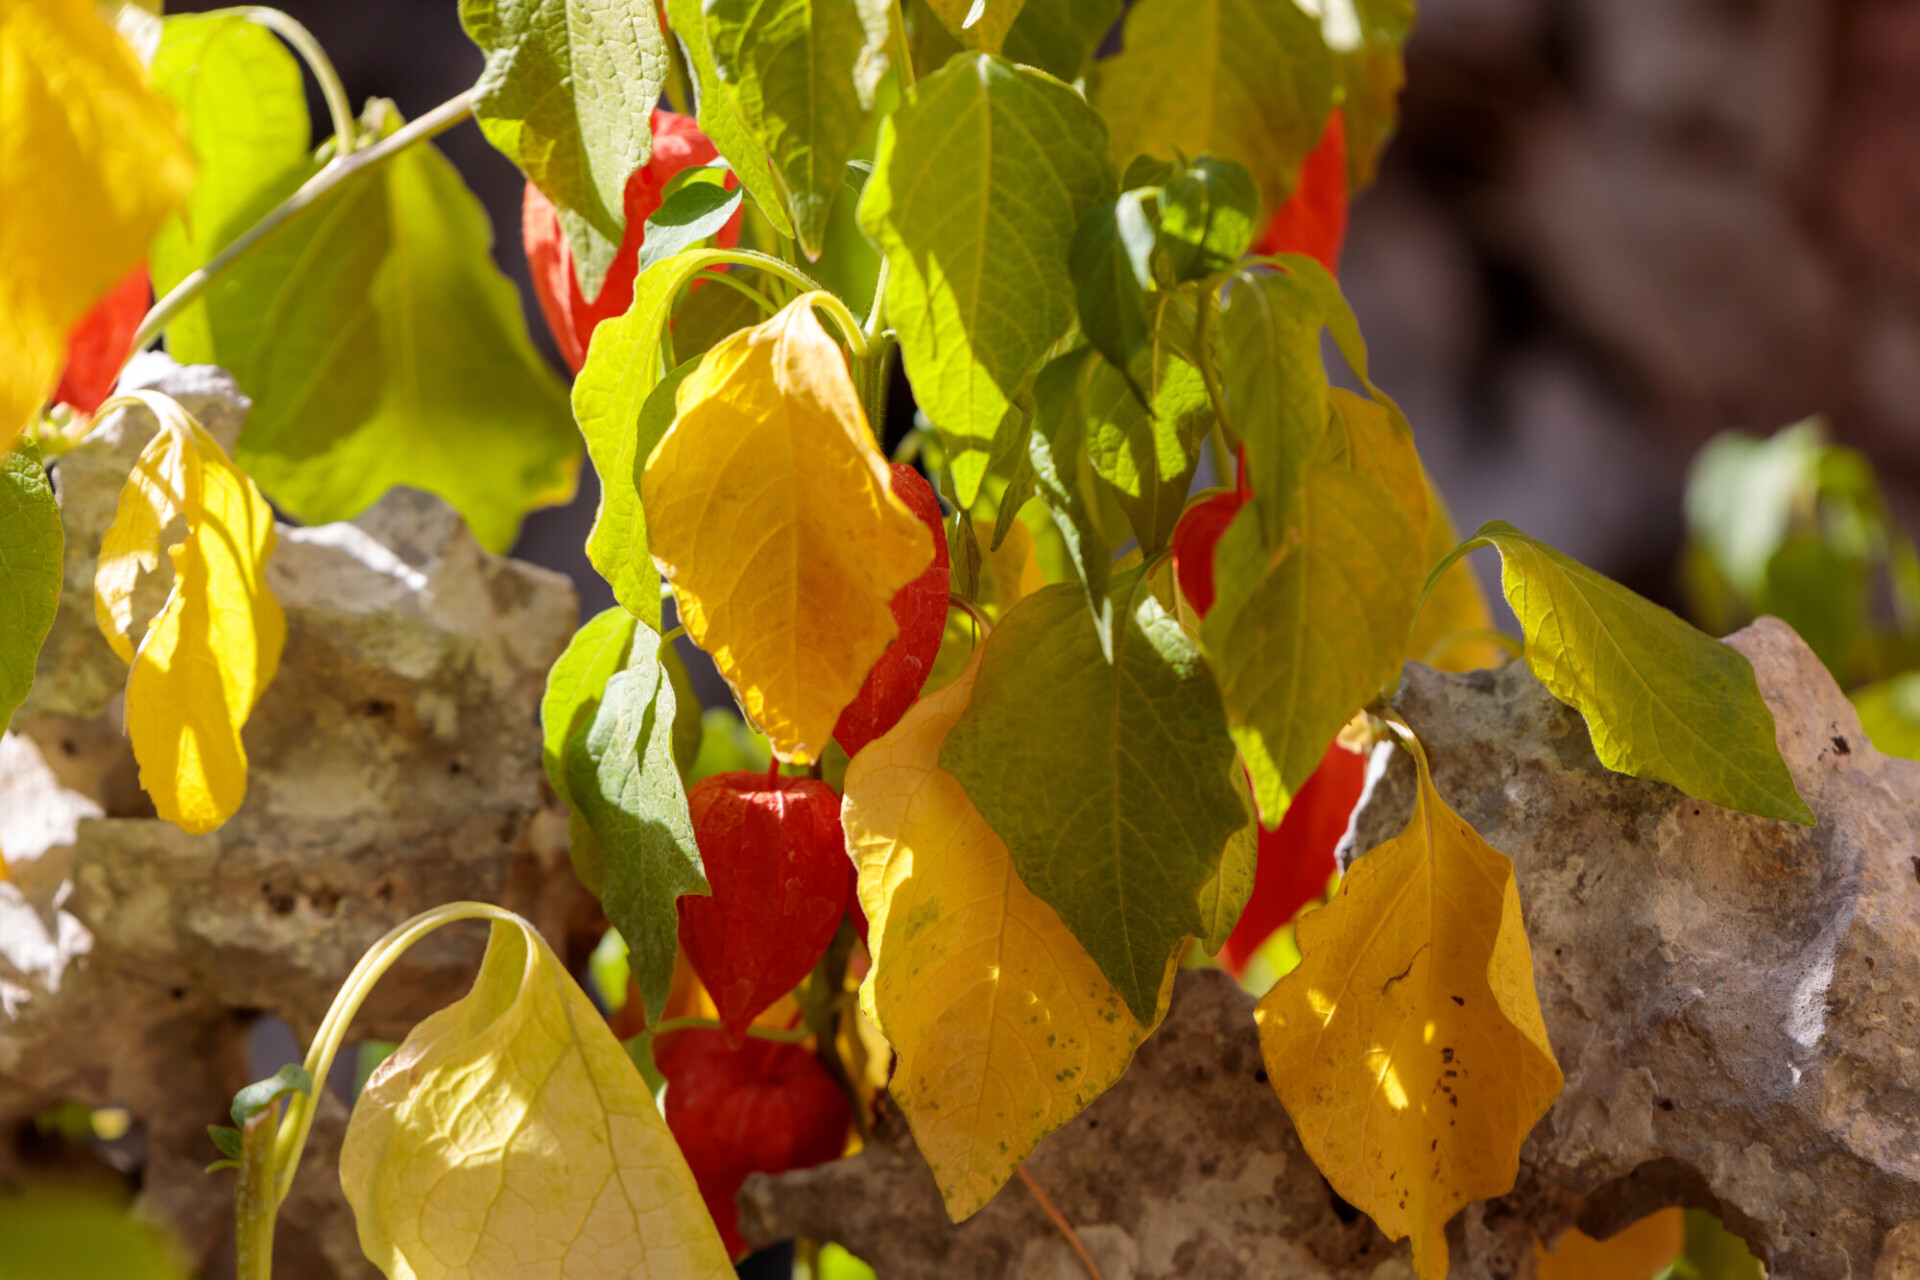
[128,90,477,360]
[236,7,358,157]
[1017,1165,1105,1280]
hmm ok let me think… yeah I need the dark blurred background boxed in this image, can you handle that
[176,0,1920,618]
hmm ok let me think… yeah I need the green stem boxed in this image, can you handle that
[271,900,517,1207]
[693,269,778,315]
[128,90,476,360]
[236,7,358,157]
[234,1112,278,1280]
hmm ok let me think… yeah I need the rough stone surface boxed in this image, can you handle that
[746,620,1920,1280]
[0,358,583,1275]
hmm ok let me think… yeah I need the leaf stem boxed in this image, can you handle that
[128,89,477,360]
[692,269,779,315]
[1017,1165,1105,1280]
[236,7,359,157]
[948,593,992,638]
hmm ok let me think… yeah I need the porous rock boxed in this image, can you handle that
[0,357,582,1274]
[746,620,1920,1280]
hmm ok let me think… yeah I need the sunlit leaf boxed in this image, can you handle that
[846,650,1172,1218]
[1256,747,1563,1280]
[573,248,747,624]
[668,0,795,240]
[341,916,734,1279]
[939,584,1244,1020]
[705,0,891,257]
[860,54,1116,507]
[644,295,934,763]
[542,606,641,891]
[1089,0,1337,218]
[168,101,577,553]
[96,400,285,835]
[461,0,668,293]
[566,626,708,1024]
[148,10,310,353]
[1,441,63,735]
[1468,522,1815,825]
[0,0,194,452]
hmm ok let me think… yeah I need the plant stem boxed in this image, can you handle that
[128,90,476,360]
[234,1111,279,1280]
[1017,1165,1105,1280]
[237,7,358,157]
[692,270,778,315]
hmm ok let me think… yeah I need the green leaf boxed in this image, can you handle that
[940,584,1245,1020]
[1204,453,1425,824]
[576,244,725,620]
[1853,673,1920,761]
[206,1124,243,1160]
[1157,156,1259,282]
[1069,190,1156,386]
[229,1063,311,1126]
[1029,350,1117,649]
[1090,0,1339,218]
[637,179,745,276]
[705,0,892,258]
[1,440,61,735]
[668,0,796,240]
[662,640,706,777]
[1340,0,1416,191]
[921,0,1026,53]
[460,0,667,292]
[860,54,1117,508]
[169,102,578,553]
[148,11,311,353]
[1001,0,1120,81]
[565,627,709,1024]
[341,917,733,1278]
[542,607,641,893]
[0,1187,187,1280]
[1469,521,1814,825]
[1214,266,1331,543]
[1197,813,1257,955]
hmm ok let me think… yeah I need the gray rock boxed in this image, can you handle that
[0,360,583,1273]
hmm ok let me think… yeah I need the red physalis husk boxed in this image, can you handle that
[1170,443,1252,618]
[831,463,951,758]
[1219,738,1370,975]
[655,1026,850,1259]
[678,771,850,1043]
[53,263,149,415]
[1253,109,1348,272]
[522,108,743,373]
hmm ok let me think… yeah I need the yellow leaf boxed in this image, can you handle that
[0,0,194,451]
[96,396,284,834]
[342,918,735,1280]
[1255,741,1562,1280]
[644,294,933,763]
[1536,1210,1686,1280]
[1409,477,1507,673]
[843,650,1172,1220]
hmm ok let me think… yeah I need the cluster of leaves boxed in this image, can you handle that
[1682,418,1920,760]
[0,1,1819,1278]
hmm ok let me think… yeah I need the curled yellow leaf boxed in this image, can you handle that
[342,917,735,1279]
[94,395,283,834]
[0,0,194,449]
[643,294,932,763]
[1255,740,1562,1280]
[844,650,1171,1220]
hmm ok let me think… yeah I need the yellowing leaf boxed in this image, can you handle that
[1536,1209,1686,1280]
[1255,743,1562,1280]
[844,650,1170,1220]
[342,916,734,1279]
[94,395,284,835]
[643,294,933,763]
[0,0,193,450]
[1409,478,1506,674]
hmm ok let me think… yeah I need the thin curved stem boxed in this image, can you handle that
[1017,1165,1105,1280]
[236,7,358,157]
[271,900,516,1206]
[692,269,779,315]
[128,90,476,360]
[1423,627,1523,667]
[948,592,992,638]
[797,290,869,360]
